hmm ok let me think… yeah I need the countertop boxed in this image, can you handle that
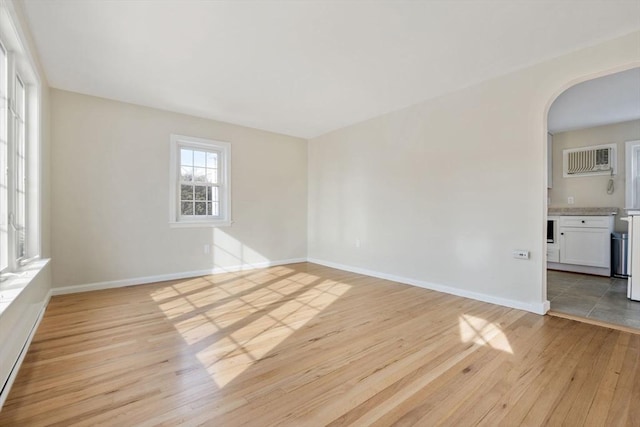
[548,207,619,216]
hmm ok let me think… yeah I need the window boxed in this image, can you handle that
[0,10,41,275]
[0,42,7,271]
[169,134,231,227]
[14,74,26,260]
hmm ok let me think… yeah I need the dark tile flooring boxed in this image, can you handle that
[547,270,640,329]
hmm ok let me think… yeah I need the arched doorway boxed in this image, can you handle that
[544,67,640,329]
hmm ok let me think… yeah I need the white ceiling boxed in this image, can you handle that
[22,0,640,139]
[548,67,640,134]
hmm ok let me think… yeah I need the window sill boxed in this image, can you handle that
[169,220,232,229]
[0,258,50,317]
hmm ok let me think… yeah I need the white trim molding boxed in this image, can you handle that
[307,258,550,315]
[51,258,307,295]
[51,256,550,311]
[626,140,640,210]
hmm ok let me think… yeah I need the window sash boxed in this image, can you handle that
[14,74,26,260]
[0,43,38,272]
[177,146,223,220]
[0,43,7,271]
[0,4,41,275]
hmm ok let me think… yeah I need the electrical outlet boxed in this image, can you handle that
[355,239,361,248]
[204,244,210,254]
[513,250,529,260]
[568,196,574,204]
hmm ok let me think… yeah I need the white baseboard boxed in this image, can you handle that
[0,290,52,410]
[51,258,307,296]
[308,258,549,315]
[51,256,549,314]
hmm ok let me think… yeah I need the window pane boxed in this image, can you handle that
[206,202,212,215]
[180,184,193,201]
[194,167,206,182]
[15,76,26,259]
[15,76,24,119]
[209,187,220,202]
[206,168,217,184]
[180,149,193,166]
[206,152,217,168]
[212,202,219,216]
[193,150,206,167]
[194,185,207,200]
[180,166,193,182]
[0,45,7,270]
[194,202,207,215]
[181,201,193,215]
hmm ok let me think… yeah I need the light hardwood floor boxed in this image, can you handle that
[1,262,639,426]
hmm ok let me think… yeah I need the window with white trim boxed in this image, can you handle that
[0,42,8,271]
[169,134,231,227]
[0,11,41,275]
[14,74,26,260]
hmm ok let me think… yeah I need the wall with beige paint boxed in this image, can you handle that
[50,90,307,288]
[308,32,640,313]
[549,119,640,232]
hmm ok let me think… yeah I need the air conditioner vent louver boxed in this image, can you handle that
[563,144,616,178]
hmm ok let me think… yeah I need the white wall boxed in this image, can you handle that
[549,119,640,232]
[50,90,307,288]
[308,32,640,313]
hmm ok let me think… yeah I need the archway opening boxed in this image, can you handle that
[544,67,640,330]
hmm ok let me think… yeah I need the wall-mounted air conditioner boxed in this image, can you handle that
[563,143,616,178]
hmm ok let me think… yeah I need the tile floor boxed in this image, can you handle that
[547,269,640,329]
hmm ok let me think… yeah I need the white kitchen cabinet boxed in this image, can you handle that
[548,215,614,276]
[629,215,640,301]
[559,227,610,267]
[546,245,560,263]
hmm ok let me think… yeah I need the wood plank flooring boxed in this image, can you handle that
[0,262,638,426]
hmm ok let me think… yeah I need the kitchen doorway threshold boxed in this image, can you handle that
[547,270,640,330]
[547,310,640,335]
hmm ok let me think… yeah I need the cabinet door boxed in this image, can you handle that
[631,217,640,301]
[559,227,610,268]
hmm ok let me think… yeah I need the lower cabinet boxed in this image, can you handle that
[548,215,614,276]
[559,227,611,268]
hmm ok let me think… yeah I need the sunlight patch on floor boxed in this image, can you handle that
[196,280,352,388]
[458,314,513,354]
[174,314,221,345]
[150,269,351,389]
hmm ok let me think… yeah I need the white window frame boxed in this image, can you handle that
[0,40,8,272]
[13,72,26,262]
[169,134,231,228]
[0,1,41,276]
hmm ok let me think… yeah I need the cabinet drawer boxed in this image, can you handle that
[559,216,610,228]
